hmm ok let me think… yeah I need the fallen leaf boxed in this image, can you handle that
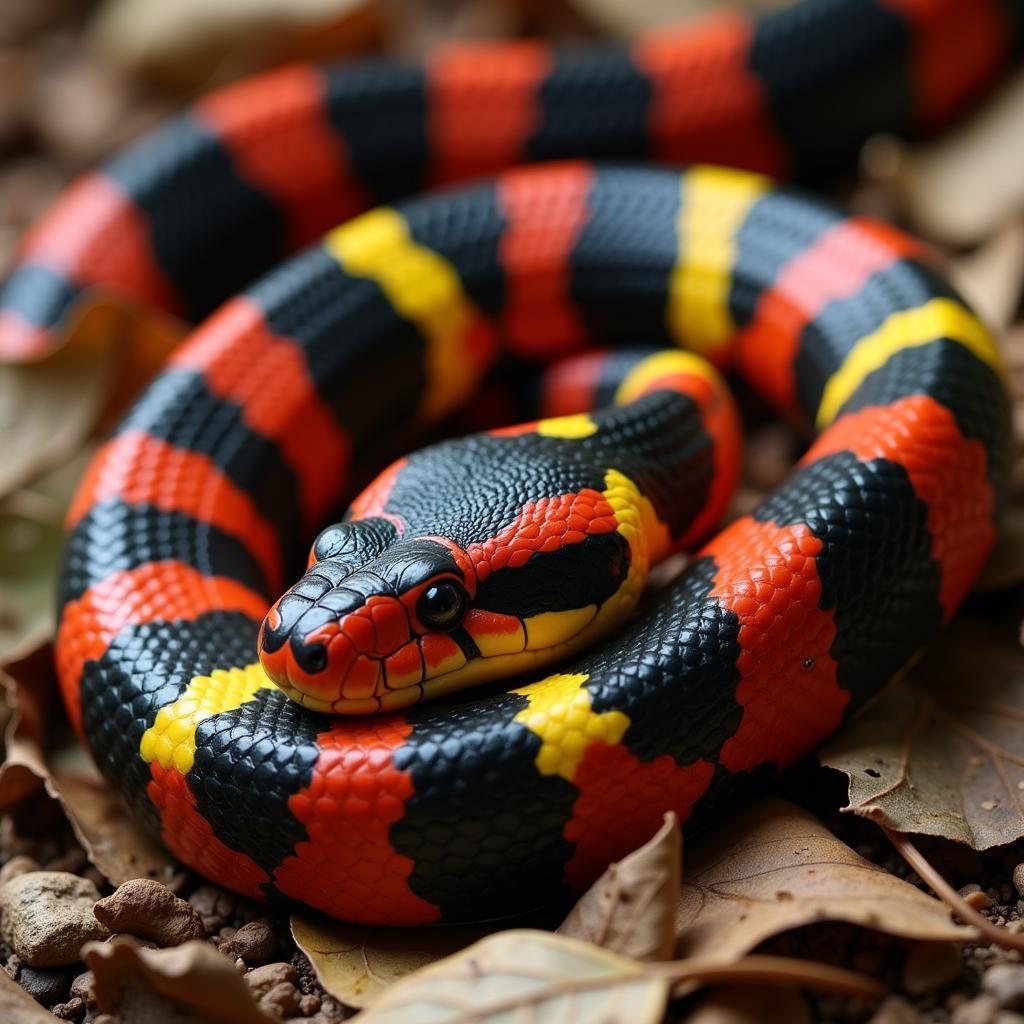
[0,447,92,663]
[0,333,113,501]
[83,936,276,1024]
[683,985,813,1024]
[46,742,179,887]
[290,915,501,1009]
[0,967,63,1023]
[886,70,1024,246]
[354,930,671,1024]
[948,218,1024,331]
[0,646,54,811]
[976,503,1024,592]
[0,644,178,885]
[560,812,681,961]
[819,617,1024,849]
[92,0,384,91]
[567,0,786,36]
[676,798,972,960]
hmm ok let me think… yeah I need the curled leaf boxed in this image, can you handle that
[819,617,1024,849]
[0,448,93,664]
[676,798,971,961]
[83,936,276,1024]
[0,334,113,501]
[560,811,681,961]
[0,647,54,811]
[356,930,670,1024]
[290,915,499,1009]
[947,218,1024,331]
[46,742,179,886]
[92,0,385,91]
[885,70,1024,245]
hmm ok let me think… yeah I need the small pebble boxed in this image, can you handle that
[299,992,321,1016]
[0,855,39,884]
[220,921,277,963]
[93,878,205,946]
[15,963,73,1005]
[869,995,923,1024]
[903,941,963,995]
[188,884,237,932]
[70,970,94,1007]
[51,996,84,1020]
[0,872,109,966]
[245,961,295,997]
[953,995,1000,1024]
[987,964,1024,1009]
[260,980,302,1018]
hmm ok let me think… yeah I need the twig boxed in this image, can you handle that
[663,953,886,1000]
[882,825,1024,951]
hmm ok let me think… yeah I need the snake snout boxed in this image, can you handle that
[259,569,417,712]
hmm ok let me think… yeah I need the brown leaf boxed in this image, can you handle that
[819,617,1024,849]
[0,646,178,885]
[46,742,180,887]
[948,218,1024,331]
[683,985,813,1024]
[565,0,785,37]
[290,915,500,1009]
[676,798,972,961]
[91,0,385,92]
[0,646,54,811]
[975,503,1024,592]
[353,929,671,1024]
[560,811,681,961]
[0,967,64,1023]
[884,70,1024,246]
[0,448,93,664]
[83,936,276,1024]
[0,334,113,501]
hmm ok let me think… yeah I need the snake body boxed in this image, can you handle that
[11,0,1016,923]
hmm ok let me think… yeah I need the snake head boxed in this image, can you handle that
[259,533,483,713]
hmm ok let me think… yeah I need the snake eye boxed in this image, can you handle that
[416,580,468,632]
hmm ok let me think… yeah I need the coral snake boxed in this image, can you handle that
[3,0,1018,923]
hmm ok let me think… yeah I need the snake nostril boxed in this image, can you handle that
[294,640,328,675]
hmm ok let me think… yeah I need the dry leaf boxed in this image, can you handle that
[976,503,1024,592]
[0,335,113,501]
[291,915,500,1010]
[887,70,1024,245]
[948,218,1024,331]
[83,936,276,1024]
[819,618,1024,849]
[676,798,972,960]
[0,647,178,884]
[683,985,813,1024]
[92,0,384,91]
[0,968,62,1023]
[355,930,670,1024]
[0,448,92,664]
[0,646,54,811]
[560,811,681,961]
[46,742,179,886]
[567,0,786,36]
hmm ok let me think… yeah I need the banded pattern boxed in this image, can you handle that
[57,162,1009,923]
[2,0,1022,359]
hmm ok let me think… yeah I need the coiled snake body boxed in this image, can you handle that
[4,0,1017,922]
